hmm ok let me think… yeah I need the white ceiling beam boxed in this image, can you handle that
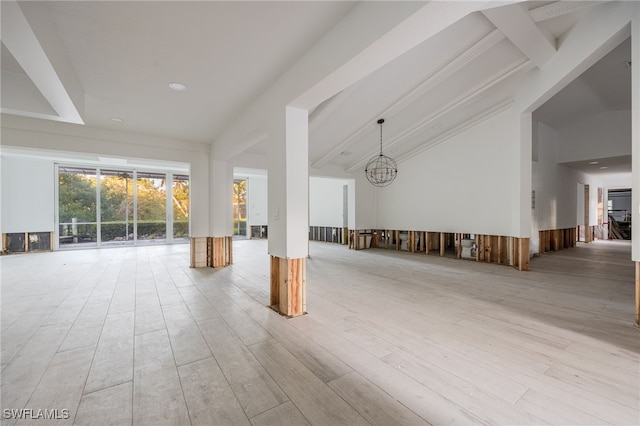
[483,3,556,68]
[1,1,83,124]
[528,1,611,23]
[292,1,524,111]
[312,29,507,169]
[345,57,533,173]
[308,81,363,134]
[385,29,507,117]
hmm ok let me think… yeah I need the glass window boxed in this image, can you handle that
[136,171,167,244]
[58,167,98,247]
[100,169,134,246]
[57,165,189,249]
[173,174,190,241]
[233,179,247,236]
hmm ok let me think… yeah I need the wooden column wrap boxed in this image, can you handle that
[210,236,232,268]
[190,236,232,268]
[270,255,280,308]
[516,237,530,271]
[270,256,306,318]
[189,237,208,268]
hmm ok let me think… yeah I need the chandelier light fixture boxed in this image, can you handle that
[365,118,397,187]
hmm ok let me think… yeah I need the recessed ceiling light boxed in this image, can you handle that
[111,117,123,123]
[588,161,599,165]
[168,82,187,91]
[599,166,608,170]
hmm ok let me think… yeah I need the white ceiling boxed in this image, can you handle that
[2,1,358,140]
[0,1,632,179]
[536,36,631,176]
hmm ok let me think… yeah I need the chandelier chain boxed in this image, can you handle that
[379,122,383,155]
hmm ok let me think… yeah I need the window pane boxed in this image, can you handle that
[173,174,190,241]
[58,167,97,247]
[233,179,246,236]
[100,169,134,245]
[137,172,166,243]
[58,166,188,248]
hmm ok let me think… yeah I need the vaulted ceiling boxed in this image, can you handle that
[0,1,631,179]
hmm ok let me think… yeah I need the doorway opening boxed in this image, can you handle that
[608,188,632,240]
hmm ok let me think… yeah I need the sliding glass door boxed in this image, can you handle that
[136,172,166,244]
[57,165,189,248]
[100,169,134,246]
[58,167,98,248]
[172,174,190,242]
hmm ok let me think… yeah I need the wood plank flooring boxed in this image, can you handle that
[1,239,638,425]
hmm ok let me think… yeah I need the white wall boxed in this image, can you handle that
[375,107,520,235]
[533,122,582,231]
[247,175,268,230]
[309,176,353,227]
[347,178,355,229]
[1,156,54,233]
[557,110,631,163]
[1,114,211,236]
[354,171,377,229]
[231,168,357,236]
[514,1,636,253]
[243,174,355,233]
[532,121,610,252]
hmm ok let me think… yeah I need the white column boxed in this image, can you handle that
[209,158,233,237]
[268,106,309,259]
[165,173,173,244]
[631,3,640,261]
[519,112,533,239]
[631,3,639,327]
[206,158,234,268]
[189,156,210,237]
[187,155,214,268]
[268,106,308,317]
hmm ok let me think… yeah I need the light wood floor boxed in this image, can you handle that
[1,239,638,425]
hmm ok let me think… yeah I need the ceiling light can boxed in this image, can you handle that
[168,82,187,91]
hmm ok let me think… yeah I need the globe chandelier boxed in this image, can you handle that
[365,118,397,187]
